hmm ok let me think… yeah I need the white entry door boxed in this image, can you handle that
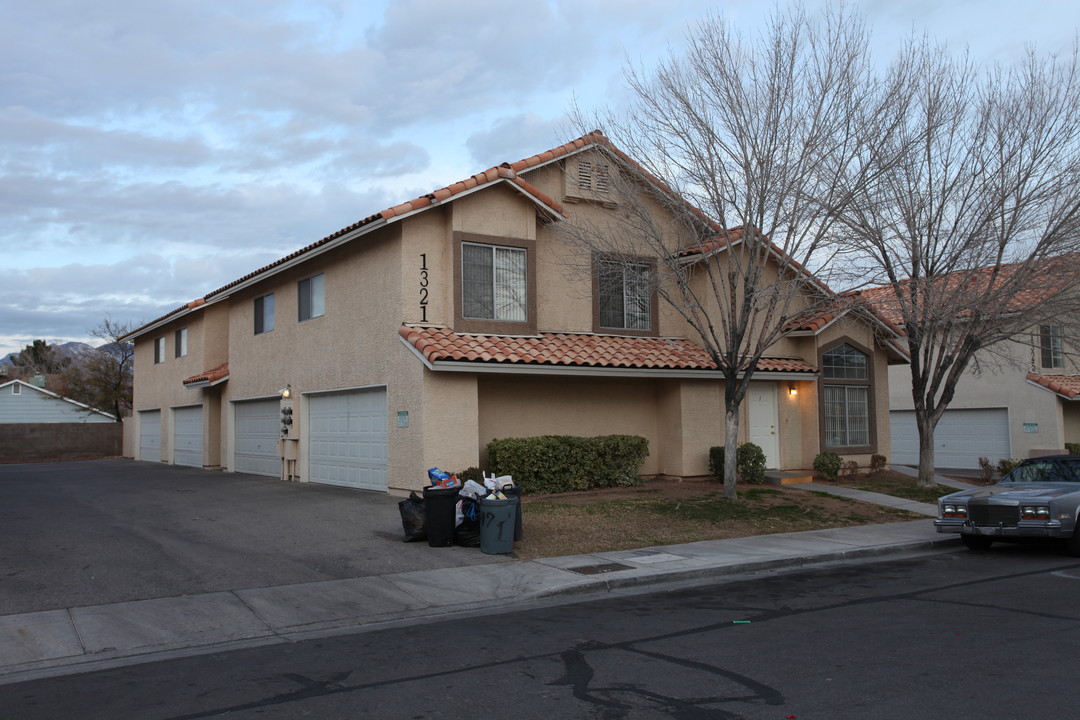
[748,382,780,469]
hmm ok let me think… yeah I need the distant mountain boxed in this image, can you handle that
[1,341,98,369]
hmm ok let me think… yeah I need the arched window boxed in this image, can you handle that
[821,343,872,449]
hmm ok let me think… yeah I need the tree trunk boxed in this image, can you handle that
[915,418,937,488]
[723,407,740,499]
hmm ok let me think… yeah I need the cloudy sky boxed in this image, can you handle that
[1,0,1076,356]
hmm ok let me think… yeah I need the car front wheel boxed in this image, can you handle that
[962,534,994,551]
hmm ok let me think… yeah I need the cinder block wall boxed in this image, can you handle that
[0,423,123,462]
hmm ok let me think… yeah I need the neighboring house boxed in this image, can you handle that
[859,281,1080,470]
[122,132,906,493]
[0,379,116,423]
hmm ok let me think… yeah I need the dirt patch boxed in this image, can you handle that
[511,476,924,561]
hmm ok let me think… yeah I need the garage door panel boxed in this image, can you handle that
[234,399,280,477]
[891,408,1010,468]
[139,410,161,462]
[173,406,203,468]
[308,389,387,491]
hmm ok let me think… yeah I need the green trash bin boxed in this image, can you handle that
[479,496,519,554]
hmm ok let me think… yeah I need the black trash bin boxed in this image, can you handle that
[500,485,523,541]
[423,486,460,547]
[479,496,519,554]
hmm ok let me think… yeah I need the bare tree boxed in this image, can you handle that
[63,318,135,421]
[836,39,1080,486]
[12,339,70,376]
[560,5,889,497]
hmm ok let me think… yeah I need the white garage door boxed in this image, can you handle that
[139,410,161,462]
[173,405,203,468]
[234,399,281,477]
[891,408,1011,469]
[308,388,387,491]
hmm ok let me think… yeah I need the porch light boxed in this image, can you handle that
[280,385,291,399]
[788,383,798,397]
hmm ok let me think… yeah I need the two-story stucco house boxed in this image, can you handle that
[122,132,906,493]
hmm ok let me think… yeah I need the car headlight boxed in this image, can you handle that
[941,504,968,518]
[1021,505,1051,520]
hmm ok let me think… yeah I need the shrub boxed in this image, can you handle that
[486,434,649,495]
[996,458,1021,478]
[978,457,995,484]
[1066,442,1080,455]
[455,467,485,484]
[841,460,860,480]
[813,451,843,482]
[869,454,887,475]
[707,442,767,484]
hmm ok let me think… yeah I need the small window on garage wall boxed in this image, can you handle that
[154,337,166,364]
[175,328,188,358]
[12,384,20,395]
[298,273,325,322]
[255,293,275,335]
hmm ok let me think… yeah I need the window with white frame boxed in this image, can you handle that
[175,328,188,358]
[1040,325,1063,369]
[598,259,652,331]
[255,293,275,335]
[12,383,21,395]
[154,337,166,364]
[821,343,871,448]
[461,243,527,322]
[298,273,325,322]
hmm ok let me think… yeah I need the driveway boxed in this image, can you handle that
[0,460,498,616]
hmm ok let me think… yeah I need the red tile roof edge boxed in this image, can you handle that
[399,325,818,374]
[1027,373,1080,400]
[182,362,230,386]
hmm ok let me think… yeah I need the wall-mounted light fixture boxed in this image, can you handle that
[788,383,798,397]
[279,384,291,399]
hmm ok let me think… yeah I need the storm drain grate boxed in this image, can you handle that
[566,562,634,575]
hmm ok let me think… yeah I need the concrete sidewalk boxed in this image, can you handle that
[0,481,961,684]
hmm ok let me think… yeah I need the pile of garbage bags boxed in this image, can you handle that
[398,468,522,554]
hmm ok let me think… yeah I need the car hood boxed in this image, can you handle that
[941,483,1080,502]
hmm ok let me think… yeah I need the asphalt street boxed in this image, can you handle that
[2,547,1077,719]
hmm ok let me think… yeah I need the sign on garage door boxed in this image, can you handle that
[139,409,161,462]
[173,405,203,468]
[308,388,387,491]
[234,398,281,477]
[891,408,1010,469]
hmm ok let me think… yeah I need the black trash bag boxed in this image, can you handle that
[398,491,427,543]
[454,496,481,548]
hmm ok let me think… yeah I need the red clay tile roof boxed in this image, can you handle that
[399,325,817,374]
[1027,373,1080,399]
[182,362,230,387]
[852,256,1080,328]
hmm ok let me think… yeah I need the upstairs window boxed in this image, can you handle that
[821,343,872,449]
[298,273,325,322]
[1040,325,1063,369]
[254,293,275,335]
[174,328,188,358]
[154,337,166,364]
[462,243,527,322]
[597,259,653,332]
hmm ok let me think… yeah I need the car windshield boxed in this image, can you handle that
[1005,459,1080,483]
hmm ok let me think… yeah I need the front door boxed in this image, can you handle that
[748,382,780,469]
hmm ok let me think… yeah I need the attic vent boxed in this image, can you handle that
[12,383,20,395]
[578,161,611,193]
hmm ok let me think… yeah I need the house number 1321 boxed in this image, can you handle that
[419,253,429,322]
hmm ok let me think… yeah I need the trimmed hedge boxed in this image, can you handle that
[1066,442,1080,455]
[486,434,649,495]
